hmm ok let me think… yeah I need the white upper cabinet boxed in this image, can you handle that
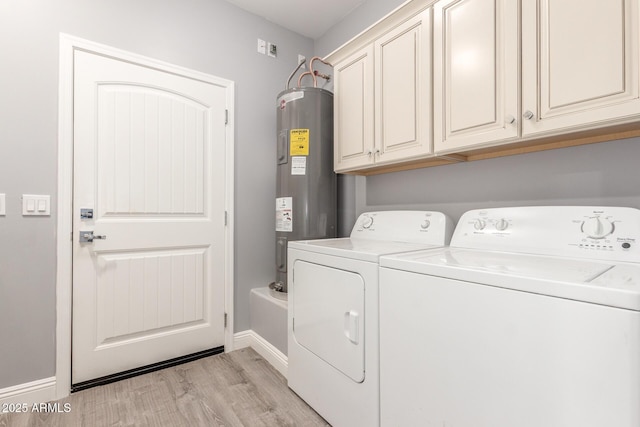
[522,0,640,136]
[331,0,640,174]
[434,0,519,153]
[333,45,375,172]
[333,9,432,173]
[374,9,432,165]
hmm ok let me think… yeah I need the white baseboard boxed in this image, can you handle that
[234,330,288,378]
[0,377,57,406]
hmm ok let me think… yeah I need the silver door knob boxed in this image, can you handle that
[79,231,107,243]
[506,115,516,124]
[523,110,534,120]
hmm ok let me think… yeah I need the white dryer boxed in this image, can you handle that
[379,206,640,427]
[287,211,453,427]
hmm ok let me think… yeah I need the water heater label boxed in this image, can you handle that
[290,129,309,155]
[276,197,293,232]
[291,156,306,175]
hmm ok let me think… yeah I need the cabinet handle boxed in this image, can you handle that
[367,150,373,157]
[506,115,516,125]
[375,149,381,156]
[523,110,534,120]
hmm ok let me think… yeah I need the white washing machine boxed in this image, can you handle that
[379,206,640,427]
[287,210,454,427]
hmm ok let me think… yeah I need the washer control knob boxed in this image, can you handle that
[495,218,509,231]
[361,215,374,229]
[473,219,486,230]
[581,216,614,239]
[420,219,431,230]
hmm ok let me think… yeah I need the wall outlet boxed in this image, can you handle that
[268,42,277,58]
[257,38,266,54]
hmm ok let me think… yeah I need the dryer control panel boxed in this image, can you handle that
[452,206,640,262]
[351,211,454,245]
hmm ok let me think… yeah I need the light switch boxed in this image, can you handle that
[22,194,50,216]
[0,194,5,216]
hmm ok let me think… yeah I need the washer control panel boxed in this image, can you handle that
[352,211,454,245]
[452,206,640,262]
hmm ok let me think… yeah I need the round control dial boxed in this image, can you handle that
[421,219,431,230]
[581,216,614,239]
[473,219,486,230]
[495,218,509,231]
[361,215,374,229]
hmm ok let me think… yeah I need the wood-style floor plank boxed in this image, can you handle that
[0,348,330,427]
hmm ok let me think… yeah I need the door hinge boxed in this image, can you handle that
[224,312,228,328]
[225,109,228,125]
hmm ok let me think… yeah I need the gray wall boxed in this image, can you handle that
[364,138,640,222]
[0,0,312,388]
[316,0,640,230]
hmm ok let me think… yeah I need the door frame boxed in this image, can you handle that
[55,33,235,399]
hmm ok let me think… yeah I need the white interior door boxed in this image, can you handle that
[72,49,229,384]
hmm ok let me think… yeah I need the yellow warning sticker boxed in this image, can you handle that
[290,129,309,156]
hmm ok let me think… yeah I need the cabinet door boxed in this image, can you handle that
[433,0,519,154]
[374,9,432,164]
[522,0,640,137]
[334,45,375,173]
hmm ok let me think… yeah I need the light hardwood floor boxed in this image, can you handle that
[0,348,330,427]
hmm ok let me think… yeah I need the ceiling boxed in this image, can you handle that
[223,0,366,39]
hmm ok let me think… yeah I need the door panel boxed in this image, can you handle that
[434,0,519,153]
[72,49,228,384]
[545,0,625,109]
[375,9,432,163]
[522,0,640,136]
[95,248,206,346]
[98,85,207,216]
[333,45,375,172]
[292,260,365,383]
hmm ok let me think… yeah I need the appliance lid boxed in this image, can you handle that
[415,249,612,282]
[380,248,640,310]
[289,237,443,262]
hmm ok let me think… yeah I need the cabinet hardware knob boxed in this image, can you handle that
[523,110,534,120]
